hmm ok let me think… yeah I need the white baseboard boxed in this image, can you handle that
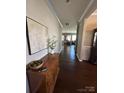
[76,53,83,62]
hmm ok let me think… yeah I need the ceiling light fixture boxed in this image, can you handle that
[66,0,70,3]
[65,23,69,26]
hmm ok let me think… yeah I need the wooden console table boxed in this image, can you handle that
[27,53,60,93]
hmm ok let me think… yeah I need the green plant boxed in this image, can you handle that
[48,36,57,51]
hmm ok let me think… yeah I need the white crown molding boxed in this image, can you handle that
[78,0,95,22]
[47,0,63,28]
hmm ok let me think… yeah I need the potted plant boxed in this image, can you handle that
[48,36,57,54]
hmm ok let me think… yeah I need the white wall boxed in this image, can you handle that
[76,20,84,60]
[76,0,96,61]
[26,0,62,64]
[26,0,62,93]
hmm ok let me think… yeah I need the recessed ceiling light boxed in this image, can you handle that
[66,0,70,3]
[65,23,69,26]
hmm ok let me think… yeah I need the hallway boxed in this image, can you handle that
[54,45,97,93]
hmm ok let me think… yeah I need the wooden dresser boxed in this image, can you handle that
[27,53,60,93]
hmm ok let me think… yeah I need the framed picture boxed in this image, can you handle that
[26,17,48,55]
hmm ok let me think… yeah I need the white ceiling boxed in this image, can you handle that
[49,0,91,28]
[48,0,97,32]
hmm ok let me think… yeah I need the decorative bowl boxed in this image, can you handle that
[29,60,44,70]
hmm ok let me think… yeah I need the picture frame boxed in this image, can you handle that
[26,17,48,55]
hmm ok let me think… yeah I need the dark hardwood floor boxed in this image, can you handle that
[53,45,97,93]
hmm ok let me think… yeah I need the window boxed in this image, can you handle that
[72,35,76,41]
[66,35,71,41]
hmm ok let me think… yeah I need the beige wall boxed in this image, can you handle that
[85,15,97,31]
[83,31,94,46]
[83,15,97,46]
[26,0,62,93]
